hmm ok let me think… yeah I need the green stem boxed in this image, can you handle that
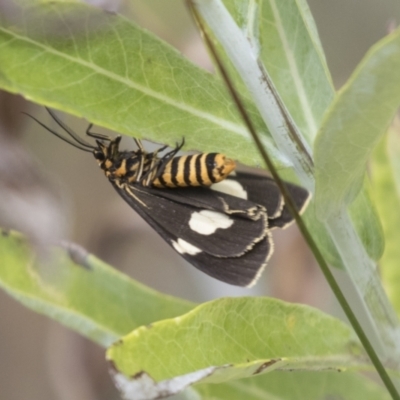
[326,211,400,361]
[188,2,400,398]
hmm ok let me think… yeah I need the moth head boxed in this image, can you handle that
[93,136,122,175]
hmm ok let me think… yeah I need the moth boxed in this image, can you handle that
[29,108,310,287]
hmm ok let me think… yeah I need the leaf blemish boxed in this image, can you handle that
[253,359,280,375]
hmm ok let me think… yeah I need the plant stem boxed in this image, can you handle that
[188,1,400,398]
[192,0,314,190]
[326,210,400,362]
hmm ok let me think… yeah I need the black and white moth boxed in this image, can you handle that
[29,108,310,287]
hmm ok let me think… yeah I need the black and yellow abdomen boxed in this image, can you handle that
[93,137,236,189]
[152,153,236,188]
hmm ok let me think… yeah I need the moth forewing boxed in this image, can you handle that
[113,183,269,258]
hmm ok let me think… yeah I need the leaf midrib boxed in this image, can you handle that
[0,25,250,137]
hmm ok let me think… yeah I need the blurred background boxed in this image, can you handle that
[1,0,400,399]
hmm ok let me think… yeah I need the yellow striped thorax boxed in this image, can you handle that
[93,137,236,188]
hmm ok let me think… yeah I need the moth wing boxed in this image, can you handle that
[113,183,268,258]
[213,173,284,218]
[268,182,311,229]
[145,186,265,221]
[220,172,311,229]
[169,234,273,287]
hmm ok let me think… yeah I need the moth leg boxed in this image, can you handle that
[142,151,162,186]
[149,138,185,183]
[134,138,145,152]
[140,139,184,186]
[85,124,111,141]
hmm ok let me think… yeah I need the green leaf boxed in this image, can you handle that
[371,122,400,317]
[0,231,388,400]
[107,297,364,388]
[348,180,385,262]
[213,1,384,265]
[0,230,193,347]
[260,0,383,264]
[0,1,283,167]
[258,0,334,143]
[279,172,384,269]
[204,0,334,145]
[315,28,400,219]
[198,370,391,400]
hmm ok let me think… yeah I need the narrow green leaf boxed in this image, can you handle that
[371,122,400,317]
[258,0,334,143]
[348,180,385,262]
[212,1,383,265]
[0,1,282,166]
[279,172,384,269]
[195,0,315,185]
[0,230,193,347]
[208,0,335,145]
[315,28,400,219]
[108,297,363,386]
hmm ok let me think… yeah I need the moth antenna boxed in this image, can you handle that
[23,112,93,152]
[45,107,95,149]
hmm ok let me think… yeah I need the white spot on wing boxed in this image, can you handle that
[211,180,247,199]
[189,210,233,235]
[172,239,201,255]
